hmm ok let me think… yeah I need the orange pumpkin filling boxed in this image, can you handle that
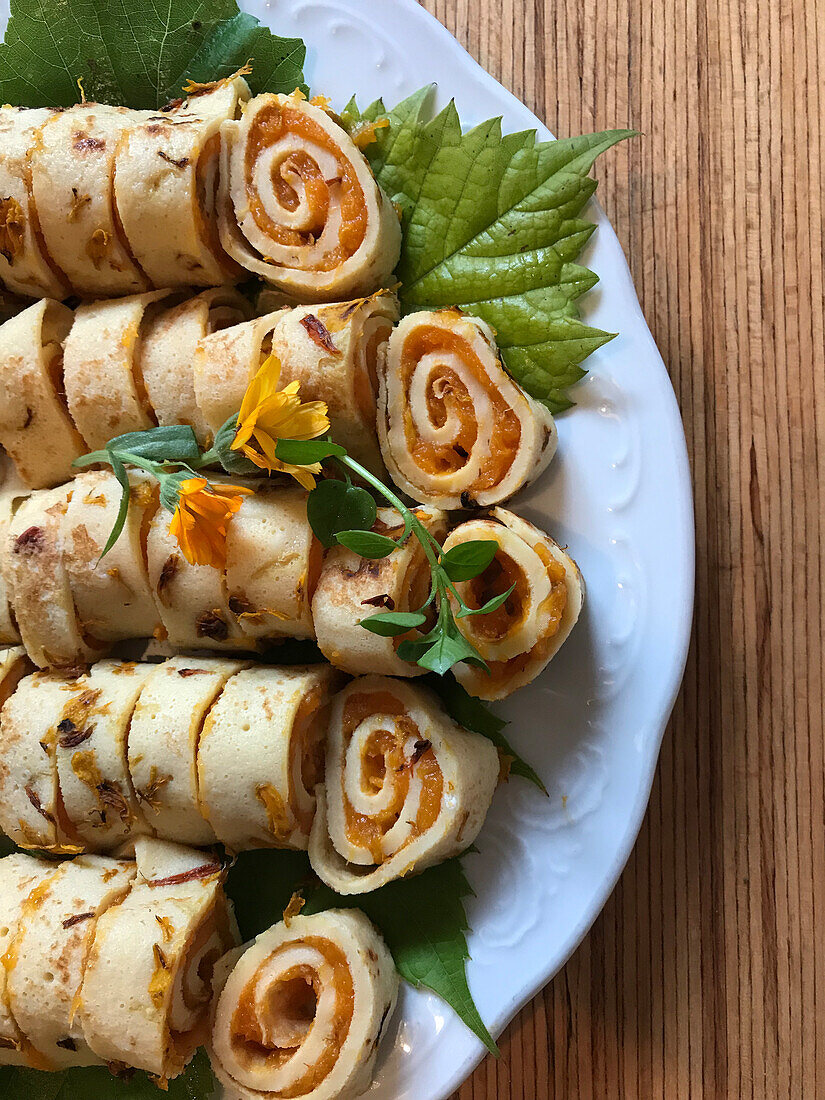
[231,937,354,1097]
[354,317,393,426]
[246,105,367,272]
[401,326,521,490]
[341,692,443,863]
[288,687,329,835]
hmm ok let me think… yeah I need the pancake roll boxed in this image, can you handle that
[219,91,401,301]
[378,309,557,509]
[441,508,584,700]
[209,909,398,1100]
[309,677,499,894]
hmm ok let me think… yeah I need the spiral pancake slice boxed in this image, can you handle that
[0,300,86,489]
[210,909,398,1100]
[194,309,287,435]
[140,287,253,441]
[219,91,401,301]
[272,294,399,474]
[54,660,152,850]
[378,309,557,509]
[5,855,135,1068]
[313,506,448,677]
[309,677,498,893]
[128,656,249,846]
[0,670,85,853]
[442,508,584,700]
[31,104,150,297]
[198,665,342,852]
[78,836,236,1080]
[0,853,54,1066]
[63,290,179,450]
[225,486,319,640]
[115,76,249,288]
[0,107,68,299]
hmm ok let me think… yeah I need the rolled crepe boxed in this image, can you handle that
[0,299,86,489]
[78,836,236,1081]
[139,287,253,441]
[197,664,342,852]
[312,506,448,677]
[30,104,150,297]
[378,309,557,509]
[4,855,135,1068]
[271,294,399,473]
[63,470,160,642]
[309,677,498,893]
[54,660,152,851]
[194,309,287,435]
[224,486,319,641]
[114,76,249,289]
[219,91,401,301]
[0,482,26,645]
[128,656,249,846]
[2,484,104,668]
[210,909,398,1100]
[441,508,584,700]
[0,853,54,1067]
[62,290,180,450]
[0,669,86,853]
[0,107,69,299]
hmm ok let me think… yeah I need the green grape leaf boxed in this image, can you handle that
[306,479,377,549]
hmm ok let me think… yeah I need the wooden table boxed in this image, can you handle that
[422,0,825,1096]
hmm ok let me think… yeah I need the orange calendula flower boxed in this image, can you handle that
[168,478,253,569]
[231,353,330,491]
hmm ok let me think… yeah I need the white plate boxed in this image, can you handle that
[0,1,694,1096]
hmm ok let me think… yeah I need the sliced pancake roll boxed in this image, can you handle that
[62,290,180,450]
[30,104,150,297]
[78,837,237,1080]
[219,91,401,301]
[140,286,253,441]
[0,669,86,853]
[0,299,85,490]
[0,485,26,645]
[441,508,584,700]
[378,309,557,509]
[271,294,399,473]
[0,107,69,300]
[309,677,498,894]
[210,909,398,1100]
[197,664,343,852]
[114,76,249,289]
[224,485,319,641]
[312,506,448,677]
[128,656,249,846]
[194,309,287,435]
[4,855,135,1069]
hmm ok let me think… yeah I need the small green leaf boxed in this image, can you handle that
[336,530,398,559]
[306,479,377,549]
[108,426,200,464]
[441,540,498,582]
[360,611,427,637]
[71,450,110,469]
[99,452,131,558]
[211,416,260,476]
[273,439,346,465]
[456,581,516,618]
[157,470,192,514]
[397,605,488,676]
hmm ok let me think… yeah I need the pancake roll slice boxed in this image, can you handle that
[0,299,85,489]
[197,664,343,852]
[114,76,249,289]
[78,837,237,1081]
[378,309,557,509]
[209,909,398,1100]
[442,508,584,700]
[219,91,401,301]
[312,506,448,677]
[0,107,69,299]
[271,293,399,474]
[0,478,27,644]
[4,855,135,1068]
[309,677,498,894]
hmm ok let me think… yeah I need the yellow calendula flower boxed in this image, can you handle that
[231,353,330,490]
[169,478,253,569]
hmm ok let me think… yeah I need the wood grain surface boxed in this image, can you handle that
[418,0,825,1097]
